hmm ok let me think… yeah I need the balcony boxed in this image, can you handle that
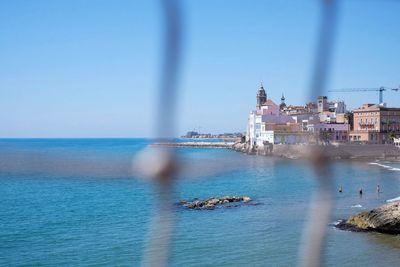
[358,122,374,126]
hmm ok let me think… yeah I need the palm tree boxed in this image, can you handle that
[344,112,354,130]
[389,131,397,143]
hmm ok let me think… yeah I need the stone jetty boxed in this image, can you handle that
[154,140,400,160]
[336,201,400,234]
[153,142,234,149]
[179,196,252,210]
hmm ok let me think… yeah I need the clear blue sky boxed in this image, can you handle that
[1,0,399,138]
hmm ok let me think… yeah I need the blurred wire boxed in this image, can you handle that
[299,0,338,267]
[158,0,184,139]
[140,0,339,266]
[309,0,338,102]
[140,0,184,266]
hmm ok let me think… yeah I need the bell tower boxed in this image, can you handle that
[280,93,286,110]
[256,83,267,109]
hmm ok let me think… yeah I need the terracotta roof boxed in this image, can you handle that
[353,104,400,112]
[261,99,278,106]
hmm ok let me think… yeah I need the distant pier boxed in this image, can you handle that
[152,142,234,149]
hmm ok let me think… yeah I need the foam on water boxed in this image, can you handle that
[386,196,400,203]
[369,161,400,172]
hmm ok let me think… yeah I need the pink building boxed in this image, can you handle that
[307,122,350,142]
[256,99,280,116]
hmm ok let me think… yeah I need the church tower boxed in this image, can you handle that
[280,93,286,110]
[256,83,267,109]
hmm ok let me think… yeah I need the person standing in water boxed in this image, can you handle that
[359,188,363,196]
[377,184,381,194]
[338,186,343,193]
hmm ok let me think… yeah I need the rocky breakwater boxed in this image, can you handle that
[336,201,400,234]
[231,142,249,153]
[179,196,252,210]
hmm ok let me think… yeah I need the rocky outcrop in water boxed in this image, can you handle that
[179,196,252,210]
[336,202,400,234]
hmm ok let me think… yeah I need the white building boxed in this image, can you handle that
[247,85,302,147]
[317,96,347,123]
[394,137,400,148]
[247,88,350,147]
[329,100,346,114]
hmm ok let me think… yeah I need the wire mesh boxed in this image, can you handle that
[299,0,338,266]
[139,0,183,266]
[139,0,338,266]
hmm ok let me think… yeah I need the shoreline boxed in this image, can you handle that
[154,141,400,161]
[180,137,241,142]
[152,141,234,149]
[232,142,400,160]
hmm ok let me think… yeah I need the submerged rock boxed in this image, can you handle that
[336,202,400,234]
[180,196,252,210]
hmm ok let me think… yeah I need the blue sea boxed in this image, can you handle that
[1,139,400,266]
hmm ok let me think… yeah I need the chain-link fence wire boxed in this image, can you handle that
[137,0,183,266]
[299,1,338,266]
[138,0,338,266]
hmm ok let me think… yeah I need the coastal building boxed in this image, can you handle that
[258,130,310,145]
[282,96,346,122]
[256,83,267,110]
[319,112,337,123]
[279,94,287,111]
[301,115,320,131]
[317,97,347,124]
[281,104,316,128]
[247,86,350,146]
[349,104,400,143]
[247,111,261,146]
[184,131,199,138]
[335,113,347,124]
[306,98,350,142]
[328,100,346,114]
[318,96,328,113]
[282,105,310,116]
[305,102,318,113]
[257,100,281,116]
[247,84,303,146]
[307,122,350,142]
[248,110,298,146]
[394,137,400,148]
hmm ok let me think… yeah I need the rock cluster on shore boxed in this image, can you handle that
[231,142,249,153]
[179,196,252,210]
[336,202,400,234]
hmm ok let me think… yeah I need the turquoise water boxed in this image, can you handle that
[1,139,400,266]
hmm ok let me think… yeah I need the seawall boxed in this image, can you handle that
[153,141,400,160]
[232,143,400,160]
